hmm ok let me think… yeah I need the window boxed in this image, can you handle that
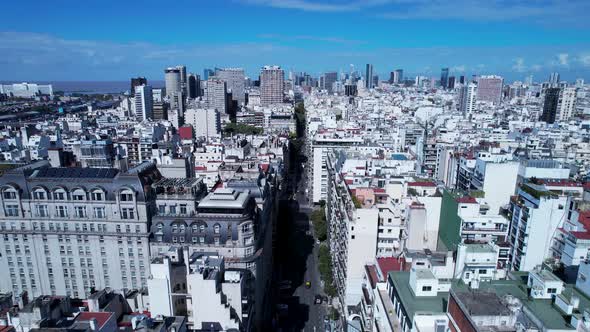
[4,205,19,217]
[91,191,104,201]
[158,205,165,215]
[180,204,187,215]
[93,207,106,219]
[547,288,557,294]
[214,224,221,234]
[56,206,68,218]
[54,191,66,200]
[169,206,177,215]
[74,206,86,218]
[36,205,48,217]
[72,191,85,201]
[33,191,46,200]
[422,286,432,292]
[3,191,16,199]
[120,192,133,202]
[121,208,134,220]
[478,269,487,274]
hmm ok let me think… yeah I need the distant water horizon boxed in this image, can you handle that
[0,80,165,94]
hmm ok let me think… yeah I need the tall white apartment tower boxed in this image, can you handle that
[134,85,153,121]
[458,82,477,116]
[165,67,183,112]
[260,66,284,106]
[215,68,245,105]
[557,87,577,121]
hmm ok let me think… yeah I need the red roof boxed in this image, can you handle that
[345,179,353,185]
[539,179,582,188]
[584,183,590,191]
[194,166,207,171]
[408,181,436,187]
[570,231,590,240]
[75,312,113,329]
[579,211,590,230]
[374,188,386,193]
[456,196,477,204]
[377,257,404,277]
[178,126,193,140]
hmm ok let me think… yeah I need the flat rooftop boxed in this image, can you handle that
[388,272,448,322]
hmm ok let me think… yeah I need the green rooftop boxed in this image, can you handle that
[388,272,449,323]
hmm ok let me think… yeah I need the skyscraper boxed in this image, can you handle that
[389,71,395,84]
[215,68,246,105]
[323,72,338,93]
[448,76,456,90]
[187,73,201,99]
[549,72,560,87]
[206,77,228,114]
[165,67,181,98]
[557,87,577,122]
[130,77,147,95]
[260,65,284,106]
[134,85,153,121]
[365,64,374,89]
[203,68,214,81]
[440,68,449,89]
[395,69,403,84]
[177,65,187,96]
[540,87,560,123]
[476,75,504,104]
[459,75,465,84]
[458,82,477,115]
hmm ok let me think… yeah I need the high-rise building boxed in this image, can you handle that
[322,72,338,93]
[187,74,201,99]
[440,68,449,89]
[395,69,403,83]
[459,75,465,84]
[260,65,284,106]
[203,68,214,81]
[458,82,477,115]
[134,85,153,121]
[206,77,228,114]
[389,71,396,84]
[549,72,560,87]
[177,65,187,97]
[557,87,577,122]
[0,161,160,299]
[130,77,147,95]
[576,78,585,88]
[365,64,374,89]
[476,75,504,104]
[540,87,561,124]
[448,76,456,90]
[153,102,168,120]
[165,67,181,98]
[215,68,245,105]
[525,75,534,86]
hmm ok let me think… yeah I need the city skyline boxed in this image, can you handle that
[1,0,590,81]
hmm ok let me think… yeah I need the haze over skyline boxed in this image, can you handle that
[1,0,590,81]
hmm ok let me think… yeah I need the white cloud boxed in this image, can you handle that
[512,57,526,72]
[557,53,569,66]
[578,54,590,67]
[239,0,389,12]
[451,65,466,72]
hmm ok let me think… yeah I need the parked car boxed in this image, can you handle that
[314,294,323,304]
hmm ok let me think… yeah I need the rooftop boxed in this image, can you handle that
[388,272,448,321]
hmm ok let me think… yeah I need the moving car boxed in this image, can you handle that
[305,281,311,288]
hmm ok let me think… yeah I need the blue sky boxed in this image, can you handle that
[1,0,589,82]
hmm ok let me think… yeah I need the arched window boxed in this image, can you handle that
[172,224,178,233]
[71,188,86,201]
[191,223,199,233]
[91,189,105,201]
[32,187,47,200]
[2,187,18,200]
[213,224,221,234]
[53,188,67,201]
[120,189,134,202]
[156,223,164,232]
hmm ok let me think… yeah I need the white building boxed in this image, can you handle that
[134,85,153,121]
[558,87,577,121]
[0,83,53,98]
[184,108,221,139]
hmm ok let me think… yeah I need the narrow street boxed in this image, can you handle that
[275,137,328,332]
